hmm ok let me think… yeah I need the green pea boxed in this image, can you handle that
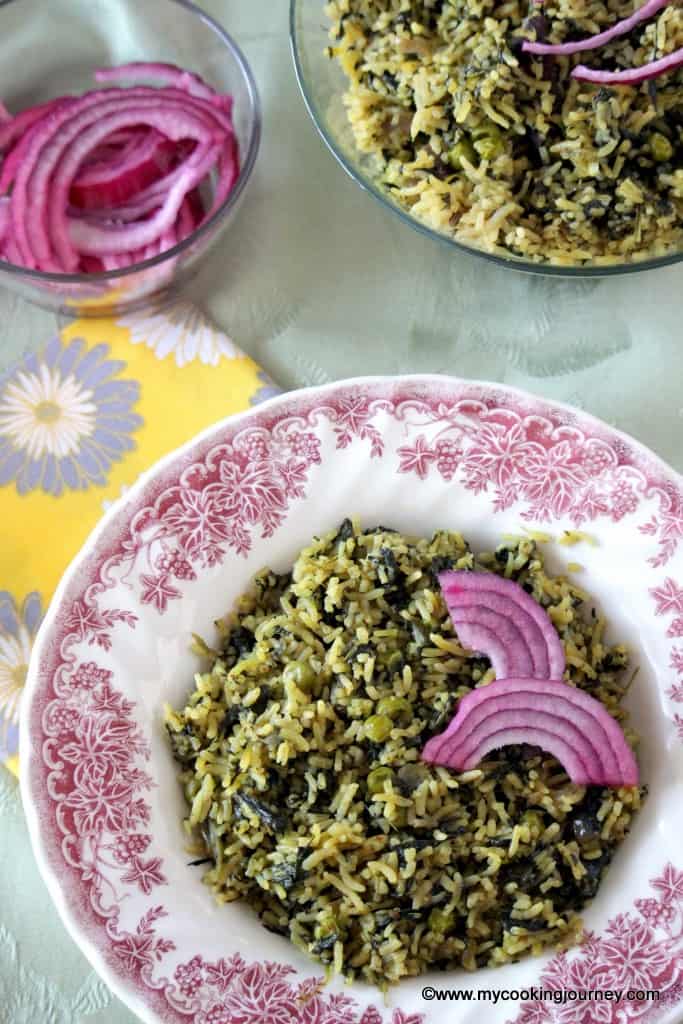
[283,660,317,692]
[428,908,454,933]
[376,695,412,722]
[471,122,505,161]
[649,132,673,162]
[367,766,394,794]
[365,714,394,743]
[448,138,478,169]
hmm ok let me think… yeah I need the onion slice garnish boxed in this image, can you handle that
[572,46,683,83]
[421,677,639,786]
[439,570,566,680]
[522,0,670,55]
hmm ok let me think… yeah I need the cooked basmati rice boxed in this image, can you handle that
[323,0,682,266]
[166,520,643,986]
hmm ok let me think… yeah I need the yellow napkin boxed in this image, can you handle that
[0,300,279,777]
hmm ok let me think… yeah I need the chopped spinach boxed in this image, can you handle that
[235,793,287,834]
[334,518,355,543]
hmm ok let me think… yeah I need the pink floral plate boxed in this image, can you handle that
[20,375,683,1024]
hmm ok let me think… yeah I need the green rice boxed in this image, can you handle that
[323,0,682,266]
[165,520,644,986]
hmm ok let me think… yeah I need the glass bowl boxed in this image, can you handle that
[290,0,682,278]
[0,0,261,316]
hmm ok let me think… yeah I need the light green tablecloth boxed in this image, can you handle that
[0,2,681,1022]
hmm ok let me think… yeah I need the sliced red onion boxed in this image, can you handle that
[213,129,240,212]
[70,129,179,210]
[13,89,225,268]
[0,102,11,124]
[434,689,619,779]
[176,196,197,241]
[93,127,145,148]
[0,68,238,273]
[451,616,528,678]
[40,89,232,268]
[185,187,205,226]
[94,62,233,110]
[0,100,78,194]
[79,141,128,171]
[573,46,683,83]
[107,223,178,269]
[422,677,639,786]
[68,142,220,255]
[443,677,637,781]
[72,174,203,261]
[78,254,105,273]
[523,0,670,55]
[447,725,597,783]
[439,571,565,680]
[1,236,22,265]
[0,98,73,154]
[75,159,196,224]
[74,165,208,229]
[77,128,152,172]
[446,593,546,676]
[159,225,177,251]
[0,197,9,242]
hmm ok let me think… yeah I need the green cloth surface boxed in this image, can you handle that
[0,2,680,1022]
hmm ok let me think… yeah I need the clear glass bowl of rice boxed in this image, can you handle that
[290,0,683,277]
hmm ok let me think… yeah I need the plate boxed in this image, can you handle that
[20,375,683,1024]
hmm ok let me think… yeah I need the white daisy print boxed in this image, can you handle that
[0,629,31,734]
[0,363,96,461]
[118,299,240,368]
[0,337,142,496]
[0,592,43,756]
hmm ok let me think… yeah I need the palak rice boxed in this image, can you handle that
[166,520,644,986]
[323,0,682,266]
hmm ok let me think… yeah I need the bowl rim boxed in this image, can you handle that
[0,0,262,284]
[19,372,683,1024]
[289,0,683,279]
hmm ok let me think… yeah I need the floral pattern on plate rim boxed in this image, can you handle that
[115,390,682,608]
[24,379,683,1024]
[508,863,683,1024]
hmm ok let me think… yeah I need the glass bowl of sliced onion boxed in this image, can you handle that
[0,0,260,316]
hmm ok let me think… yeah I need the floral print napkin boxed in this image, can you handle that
[0,300,279,776]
